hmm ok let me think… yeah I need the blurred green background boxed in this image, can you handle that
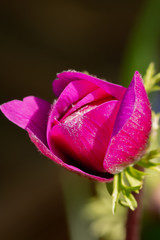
[0,0,160,239]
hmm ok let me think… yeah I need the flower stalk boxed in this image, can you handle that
[125,187,143,240]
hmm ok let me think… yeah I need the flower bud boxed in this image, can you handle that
[1,71,151,181]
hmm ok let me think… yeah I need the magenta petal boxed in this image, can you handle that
[47,79,98,146]
[49,100,119,172]
[51,79,98,119]
[103,72,152,174]
[53,71,126,100]
[61,87,115,121]
[27,128,113,182]
[1,96,51,145]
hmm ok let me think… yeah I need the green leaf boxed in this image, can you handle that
[127,166,146,179]
[143,63,160,94]
[120,172,141,193]
[151,86,160,92]
[122,191,137,211]
[119,200,130,208]
[149,166,160,172]
[143,62,155,87]
[124,167,145,187]
[153,73,160,83]
[137,148,160,170]
[143,148,160,160]
[138,160,160,168]
[108,166,146,214]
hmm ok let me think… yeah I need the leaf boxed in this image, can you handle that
[138,160,160,168]
[119,200,130,208]
[143,62,155,87]
[124,167,145,187]
[137,149,160,169]
[108,165,146,213]
[120,172,141,193]
[144,148,160,158]
[153,73,160,84]
[122,191,137,211]
[143,63,160,94]
[149,166,160,172]
[151,86,160,92]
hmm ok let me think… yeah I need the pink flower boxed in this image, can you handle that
[0,71,151,182]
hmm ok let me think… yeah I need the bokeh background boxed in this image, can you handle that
[0,0,160,239]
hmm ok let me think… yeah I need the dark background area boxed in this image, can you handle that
[0,0,160,240]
